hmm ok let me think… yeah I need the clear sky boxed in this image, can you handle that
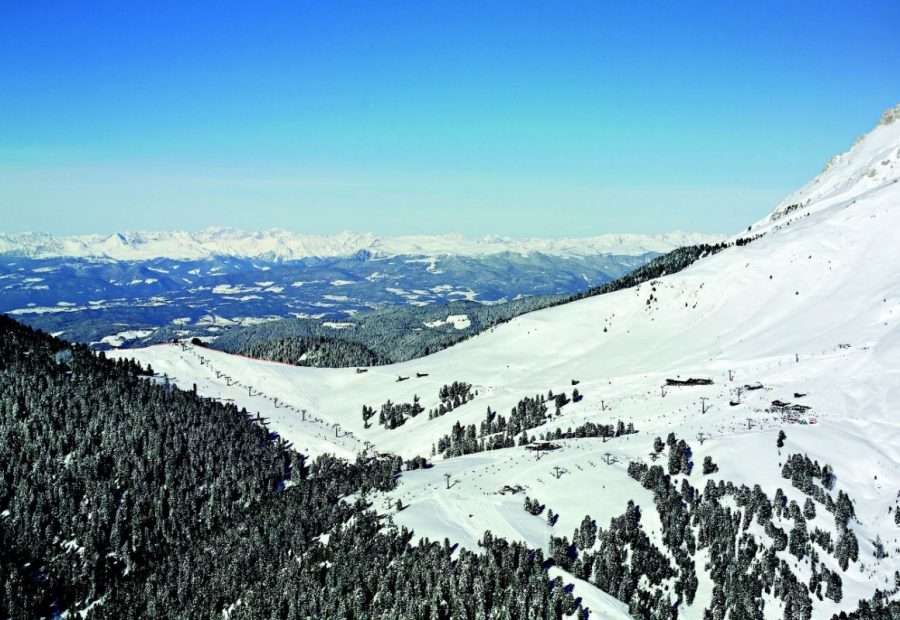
[2,1,898,238]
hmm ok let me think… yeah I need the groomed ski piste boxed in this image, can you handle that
[114,105,900,619]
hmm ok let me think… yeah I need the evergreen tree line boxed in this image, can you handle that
[228,335,387,367]
[537,420,636,442]
[433,390,629,459]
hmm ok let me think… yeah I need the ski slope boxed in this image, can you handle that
[114,106,900,619]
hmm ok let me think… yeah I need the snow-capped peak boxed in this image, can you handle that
[0,229,721,261]
[765,103,900,226]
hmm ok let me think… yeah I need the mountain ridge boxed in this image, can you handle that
[760,103,900,228]
[0,228,722,261]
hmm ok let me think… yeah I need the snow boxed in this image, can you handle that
[232,316,283,326]
[8,304,86,315]
[100,329,154,347]
[321,321,355,330]
[195,314,237,327]
[212,283,260,295]
[0,228,722,261]
[760,106,900,229]
[423,314,472,330]
[111,107,900,619]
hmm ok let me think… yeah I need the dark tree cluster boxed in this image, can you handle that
[90,506,585,620]
[571,242,739,303]
[523,496,545,516]
[653,468,812,616]
[404,455,431,471]
[214,295,566,368]
[552,391,570,413]
[364,396,424,429]
[782,452,836,500]
[664,433,693,475]
[433,420,484,458]
[702,456,719,475]
[428,381,475,419]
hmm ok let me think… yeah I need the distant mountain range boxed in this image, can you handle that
[0,229,722,261]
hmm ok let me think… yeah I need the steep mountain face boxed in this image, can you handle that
[762,102,900,226]
[0,229,721,261]
[115,105,900,619]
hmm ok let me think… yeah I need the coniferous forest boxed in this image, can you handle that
[0,315,580,619]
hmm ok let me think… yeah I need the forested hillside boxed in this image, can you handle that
[0,316,582,619]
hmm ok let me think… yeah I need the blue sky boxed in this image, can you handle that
[2,1,898,237]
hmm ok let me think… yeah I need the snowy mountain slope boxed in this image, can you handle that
[0,228,721,261]
[113,106,900,619]
[757,102,900,231]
